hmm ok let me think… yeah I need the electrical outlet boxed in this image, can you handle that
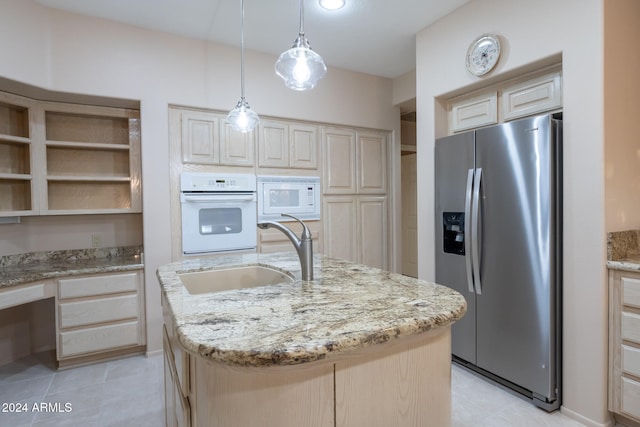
[91,233,102,248]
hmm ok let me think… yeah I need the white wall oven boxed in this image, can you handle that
[180,172,257,255]
[257,175,321,222]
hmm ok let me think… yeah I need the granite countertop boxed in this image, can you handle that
[157,252,467,368]
[607,230,640,272]
[0,246,144,289]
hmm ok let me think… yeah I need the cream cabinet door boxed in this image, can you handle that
[358,196,388,270]
[181,111,220,165]
[290,124,318,169]
[220,122,255,166]
[322,196,357,262]
[258,120,289,168]
[357,131,387,194]
[501,71,562,121]
[322,128,356,194]
[449,92,498,133]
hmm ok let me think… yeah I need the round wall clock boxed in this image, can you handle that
[466,34,501,77]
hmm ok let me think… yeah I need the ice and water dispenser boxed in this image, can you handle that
[443,212,465,255]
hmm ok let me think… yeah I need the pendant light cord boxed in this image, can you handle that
[298,0,304,36]
[240,0,246,100]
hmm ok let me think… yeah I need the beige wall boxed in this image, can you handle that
[416,0,611,425]
[604,0,640,231]
[0,1,400,357]
[0,215,143,255]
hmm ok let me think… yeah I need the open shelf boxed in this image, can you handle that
[47,180,132,211]
[41,106,140,214]
[0,139,31,175]
[0,179,32,212]
[45,112,130,146]
[0,92,141,216]
[46,146,130,178]
[0,101,29,138]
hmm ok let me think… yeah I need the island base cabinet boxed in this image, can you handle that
[334,328,451,427]
[183,328,452,427]
[192,359,334,427]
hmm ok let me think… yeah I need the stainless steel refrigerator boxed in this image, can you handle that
[435,113,562,411]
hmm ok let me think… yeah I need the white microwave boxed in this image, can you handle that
[257,176,321,222]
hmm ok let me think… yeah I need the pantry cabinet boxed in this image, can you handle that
[321,128,357,194]
[0,90,142,216]
[322,196,388,270]
[321,128,389,270]
[56,271,146,367]
[609,269,640,424]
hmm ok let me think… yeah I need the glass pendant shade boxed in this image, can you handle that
[226,98,259,133]
[275,36,327,91]
[319,0,345,10]
[275,0,327,91]
[226,0,259,133]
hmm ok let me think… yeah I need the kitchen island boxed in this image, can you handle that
[157,252,466,427]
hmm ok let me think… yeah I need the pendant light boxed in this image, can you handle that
[275,0,327,91]
[226,0,259,133]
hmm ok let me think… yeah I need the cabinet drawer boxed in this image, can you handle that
[622,377,640,419]
[623,276,640,309]
[59,272,139,299]
[59,320,140,357]
[623,312,640,344]
[59,294,139,328]
[623,345,640,378]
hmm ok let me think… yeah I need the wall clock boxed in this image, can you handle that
[466,34,501,77]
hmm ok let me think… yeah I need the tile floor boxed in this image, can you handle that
[0,351,164,426]
[0,351,595,427]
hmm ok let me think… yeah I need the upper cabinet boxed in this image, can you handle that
[447,66,562,134]
[39,103,141,214]
[0,92,36,217]
[258,120,318,170]
[501,71,562,121]
[449,92,498,133]
[180,109,254,167]
[0,92,141,216]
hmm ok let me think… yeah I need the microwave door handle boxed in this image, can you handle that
[182,194,256,203]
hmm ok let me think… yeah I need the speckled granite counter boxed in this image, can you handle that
[607,230,640,272]
[0,246,144,289]
[157,252,467,367]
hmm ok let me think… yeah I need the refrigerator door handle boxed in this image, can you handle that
[472,168,483,295]
[464,169,475,293]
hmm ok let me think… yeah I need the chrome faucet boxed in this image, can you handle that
[257,214,313,281]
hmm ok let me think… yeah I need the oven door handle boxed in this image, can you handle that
[181,194,256,203]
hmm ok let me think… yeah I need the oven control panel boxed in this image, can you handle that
[181,172,257,192]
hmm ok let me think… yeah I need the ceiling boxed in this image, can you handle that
[35,0,469,79]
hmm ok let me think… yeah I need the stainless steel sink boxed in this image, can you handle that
[178,265,294,294]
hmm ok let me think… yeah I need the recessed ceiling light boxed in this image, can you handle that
[319,0,345,11]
